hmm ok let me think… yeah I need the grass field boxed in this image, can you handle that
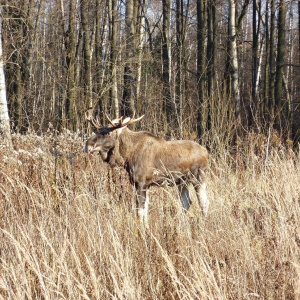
[0,131,299,299]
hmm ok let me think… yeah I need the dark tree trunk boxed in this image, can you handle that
[206,0,216,132]
[274,0,286,132]
[94,0,107,121]
[269,0,276,123]
[251,0,258,126]
[175,0,182,130]
[196,0,206,138]
[122,0,136,116]
[299,0,300,66]
[81,0,92,108]
[4,1,34,133]
[110,0,119,117]
[175,0,189,135]
[65,0,76,129]
[263,1,270,123]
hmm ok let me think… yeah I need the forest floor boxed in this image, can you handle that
[0,130,299,299]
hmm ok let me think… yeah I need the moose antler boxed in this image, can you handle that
[106,114,144,128]
[105,114,123,127]
[85,109,102,129]
[121,115,144,127]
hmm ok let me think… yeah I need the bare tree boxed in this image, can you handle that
[94,0,106,120]
[109,0,119,118]
[197,0,206,138]
[175,0,182,131]
[162,0,174,131]
[251,0,261,127]
[81,0,93,108]
[1,0,300,142]
[263,1,270,122]
[0,5,12,148]
[268,0,276,123]
[136,0,145,102]
[228,0,241,135]
[65,0,77,129]
[274,0,286,132]
[299,1,300,66]
[122,0,136,116]
[3,0,35,132]
[206,0,216,132]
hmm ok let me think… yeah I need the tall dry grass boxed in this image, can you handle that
[0,130,299,299]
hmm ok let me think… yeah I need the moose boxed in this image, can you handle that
[84,112,209,227]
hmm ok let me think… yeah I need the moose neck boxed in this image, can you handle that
[117,127,138,161]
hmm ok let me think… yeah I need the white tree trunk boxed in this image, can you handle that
[136,1,145,100]
[228,0,241,127]
[0,6,12,148]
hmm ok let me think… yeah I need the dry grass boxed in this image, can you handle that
[0,130,299,299]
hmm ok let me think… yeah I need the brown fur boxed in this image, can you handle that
[116,128,208,185]
[85,124,209,225]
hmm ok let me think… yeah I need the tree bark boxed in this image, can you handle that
[251,0,258,126]
[263,1,269,123]
[81,0,93,108]
[95,0,104,120]
[228,0,241,135]
[206,0,216,132]
[175,0,188,135]
[299,0,300,66]
[136,0,145,103]
[4,1,34,133]
[122,0,136,116]
[162,0,173,130]
[274,0,286,132]
[65,0,77,129]
[175,0,182,131]
[0,6,12,148]
[109,0,119,118]
[287,3,293,138]
[269,0,276,123]
[196,0,206,138]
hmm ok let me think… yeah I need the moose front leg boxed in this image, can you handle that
[178,184,192,212]
[195,181,209,217]
[135,185,150,228]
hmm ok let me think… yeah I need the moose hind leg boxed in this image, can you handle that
[195,181,209,216]
[136,187,149,228]
[178,184,192,211]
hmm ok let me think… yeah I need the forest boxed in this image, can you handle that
[0,0,299,144]
[0,1,300,299]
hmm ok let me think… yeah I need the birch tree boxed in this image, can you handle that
[0,5,12,148]
[136,0,145,101]
[228,0,241,134]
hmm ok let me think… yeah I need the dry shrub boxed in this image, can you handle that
[0,131,299,299]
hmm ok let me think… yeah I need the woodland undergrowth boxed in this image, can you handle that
[0,130,299,299]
